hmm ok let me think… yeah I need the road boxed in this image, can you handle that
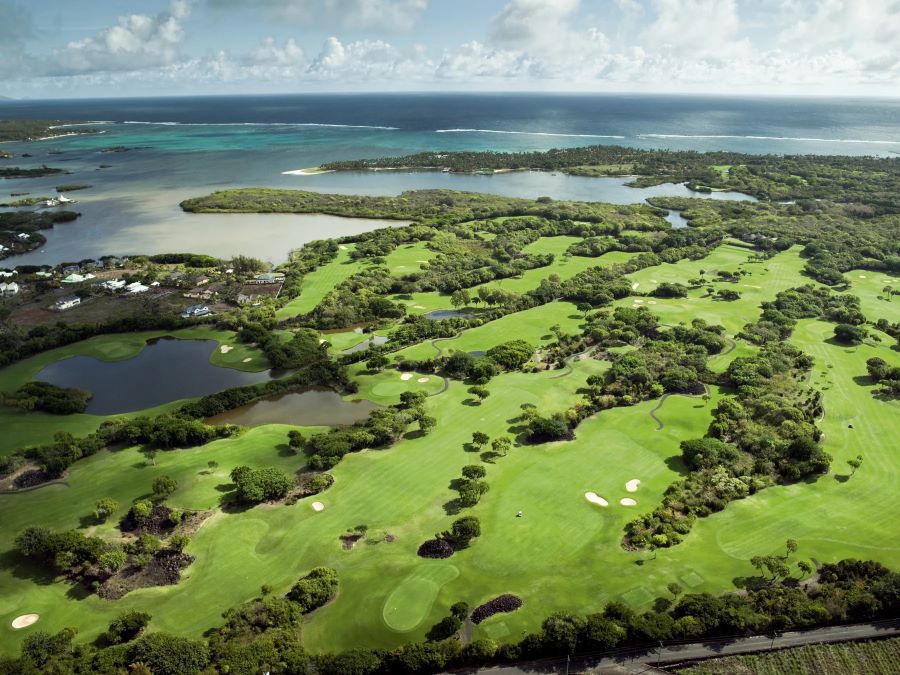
[464,618,900,674]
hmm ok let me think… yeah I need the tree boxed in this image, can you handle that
[131,499,153,524]
[105,610,151,644]
[365,353,389,372]
[491,436,512,457]
[471,431,489,448]
[883,285,893,301]
[207,460,219,472]
[833,323,867,345]
[450,289,470,309]
[287,567,339,613]
[152,475,177,500]
[469,385,490,403]
[576,301,593,318]
[461,465,487,480]
[143,448,158,466]
[419,415,437,434]
[443,516,481,548]
[797,560,814,577]
[786,539,798,558]
[667,582,683,599]
[230,466,292,504]
[847,455,863,475]
[94,497,119,522]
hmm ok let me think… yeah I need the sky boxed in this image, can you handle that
[1,0,899,99]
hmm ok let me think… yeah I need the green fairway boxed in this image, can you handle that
[275,244,360,319]
[383,242,438,277]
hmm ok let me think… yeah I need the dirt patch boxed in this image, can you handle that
[98,550,194,600]
[11,614,39,629]
[12,469,54,490]
[119,504,179,537]
[340,533,364,550]
[384,533,395,542]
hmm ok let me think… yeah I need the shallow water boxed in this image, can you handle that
[204,387,379,427]
[343,335,389,354]
[34,338,275,414]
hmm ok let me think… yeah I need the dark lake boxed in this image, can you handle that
[205,387,380,427]
[34,338,275,415]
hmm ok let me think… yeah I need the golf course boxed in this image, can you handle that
[1,145,898,674]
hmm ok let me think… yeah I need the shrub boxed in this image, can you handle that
[287,567,339,613]
[471,595,523,624]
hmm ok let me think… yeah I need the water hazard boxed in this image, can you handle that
[34,338,275,415]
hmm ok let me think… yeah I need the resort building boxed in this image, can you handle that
[0,282,20,296]
[181,304,211,318]
[53,295,81,311]
[125,282,149,294]
[248,272,285,285]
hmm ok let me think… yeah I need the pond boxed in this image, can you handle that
[34,338,276,415]
[424,310,473,320]
[205,387,380,427]
[343,335,389,354]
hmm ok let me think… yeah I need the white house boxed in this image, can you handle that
[0,282,19,296]
[181,304,210,319]
[0,270,16,278]
[54,295,81,310]
[249,272,286,285]
[98,278,127,291]
[16,233,30,240]
[62,273,95,284]
[125,282,149,294]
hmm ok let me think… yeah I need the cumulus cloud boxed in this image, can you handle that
[207,0,427,31]
[42,0,191,76]
[641,0,746,58]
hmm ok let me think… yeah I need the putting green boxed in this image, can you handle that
[382,564,459,632]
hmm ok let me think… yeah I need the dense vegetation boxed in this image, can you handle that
[0,119,97,142]
[4,556,898,674]
[320,146,900,212]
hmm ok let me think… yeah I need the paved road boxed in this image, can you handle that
[464,619,900,674]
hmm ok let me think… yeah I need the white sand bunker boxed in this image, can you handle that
[585,492,608,507]
[634,299,643,304]
[648,300,657,305]
[858,275,866,279]
[620,498,637,506]
[413,305,425,309]
[417,377,429,383]
[416,260,429,263]
[400,373,413,381]
[339,245,348,250]
[625,479,641,492]
[631,282,639,290]
[219,345,233,354]
[12,614,39,629]
[311,502,325,512]
[242,357,252,363]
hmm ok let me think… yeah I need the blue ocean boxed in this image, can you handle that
[2,93,898,264]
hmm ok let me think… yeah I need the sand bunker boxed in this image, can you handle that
[413,305,425,309]
[242,357,252,363]
[585,492,608,507]
[417,377,429,383]
[634,299,643,304]
[625,479,641,492]
[648,300,657,305]
[620,498,637,506]
[11,614,39,629]
[400,373,413,381]
[416,260,429,263]
[311,502,325,512]
[219,345,233,354]
[631,282,639,290]
[858,275,866,279]
[339,245,349,250]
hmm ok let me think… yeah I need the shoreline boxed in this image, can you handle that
[281,167,336,176]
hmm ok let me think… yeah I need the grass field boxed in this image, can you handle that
[679,637,900,674]
[1,236,898,659]
[275,244,360,320]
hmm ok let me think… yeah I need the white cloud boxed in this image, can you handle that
[44,0,192,75]
[207,0,427,31]
[641,0,747,58]
[778,0,900,61]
